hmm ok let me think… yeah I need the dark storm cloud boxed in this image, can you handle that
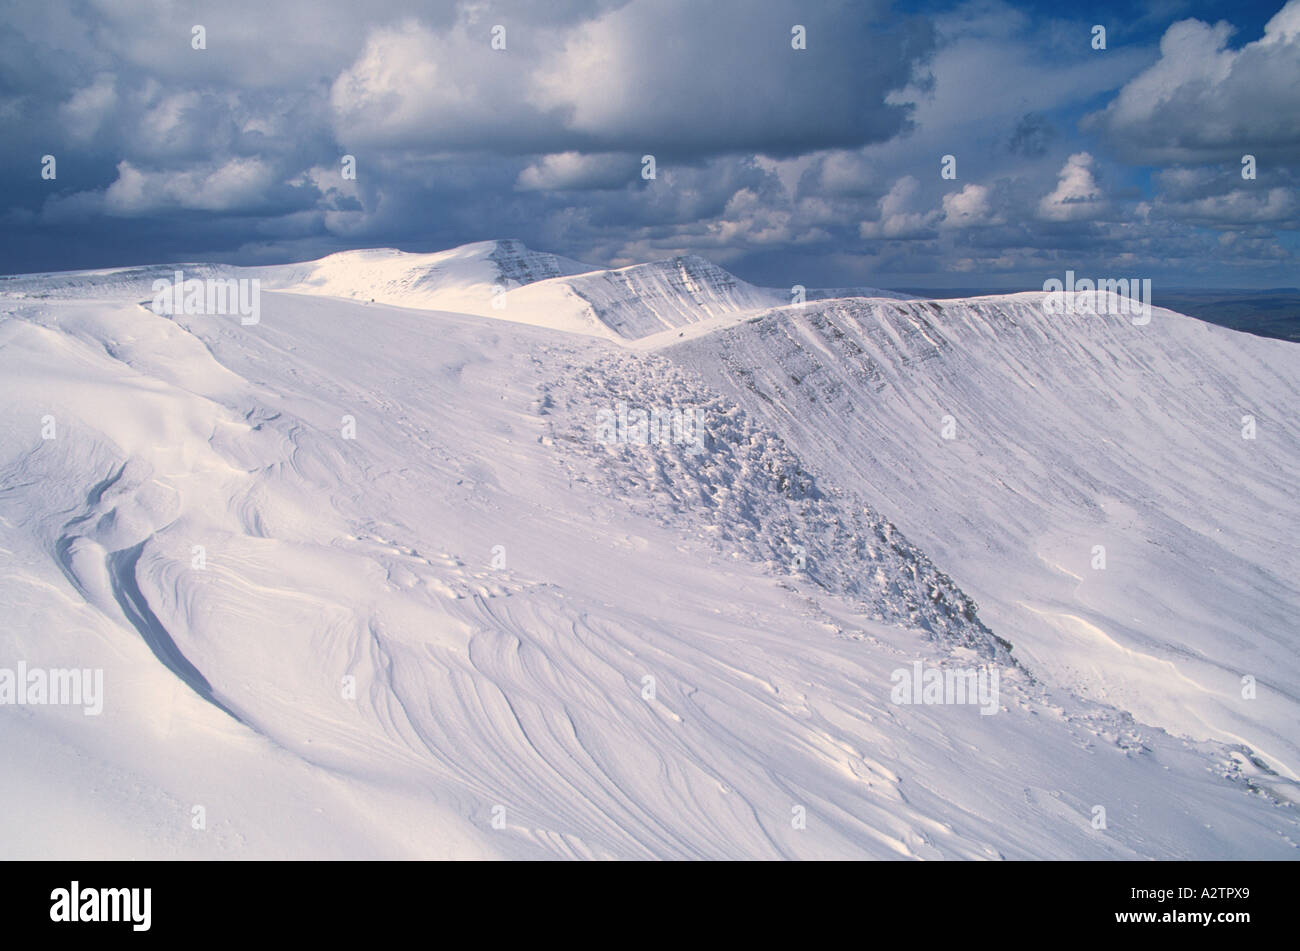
[328,0,933,157]
[0,0,934,272]
[0,0,1297,286]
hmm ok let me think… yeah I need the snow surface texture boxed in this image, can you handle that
[0,241,1296,859]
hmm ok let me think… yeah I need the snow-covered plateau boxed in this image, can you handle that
[0,239,1296,859]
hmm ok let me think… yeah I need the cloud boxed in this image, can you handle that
[802,150,878,197]
[325,1,934,158]
[1155,187,1299,227]
[328,17,556,152]
[101,158,279,215]
[59,73,118,142]
[1142,163,1299,229]
[529,0,931,157]
[860,176,941,239]
[0,0,1296,287]
[1038,152,1105,222]
[942,183,993,227]
[515,152,633,191]
[1087,0,1300,162]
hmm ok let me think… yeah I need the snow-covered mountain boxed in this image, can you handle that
[256,239,594,316]
[671,293,1300,786]
[259,241,785,341]
[1,242,1296,859]
[502,255,787,340]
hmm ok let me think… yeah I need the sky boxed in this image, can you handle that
[1,0,1297,289]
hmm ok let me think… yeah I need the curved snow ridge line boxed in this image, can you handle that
[531,256,786,341]
[52,528,242,725]
[105,541,243,723]
[44,462,242,726]
[487,239,595,287]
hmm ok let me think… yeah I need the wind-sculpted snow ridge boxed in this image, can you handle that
[499,255,786,341]
[1,271,1297,859]
[487,238,591,286]
[671,292,1300,797]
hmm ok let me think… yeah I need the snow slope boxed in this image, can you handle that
[0,249,1296,859]
[0,241,789,342]
[257,239,594,316]
[268,247,788,341]
[500,256,787,341]
[673,293,1300,788]
[199,242,783,341]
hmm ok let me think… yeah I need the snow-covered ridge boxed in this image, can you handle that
[805,286,916,302]
[2,240,819,342]
[265,243,790,341]
[0,262,231,302]
[255,238,596,314]
[0,239,594,308]
[504,255,787,341]
[672,292,1300,785]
